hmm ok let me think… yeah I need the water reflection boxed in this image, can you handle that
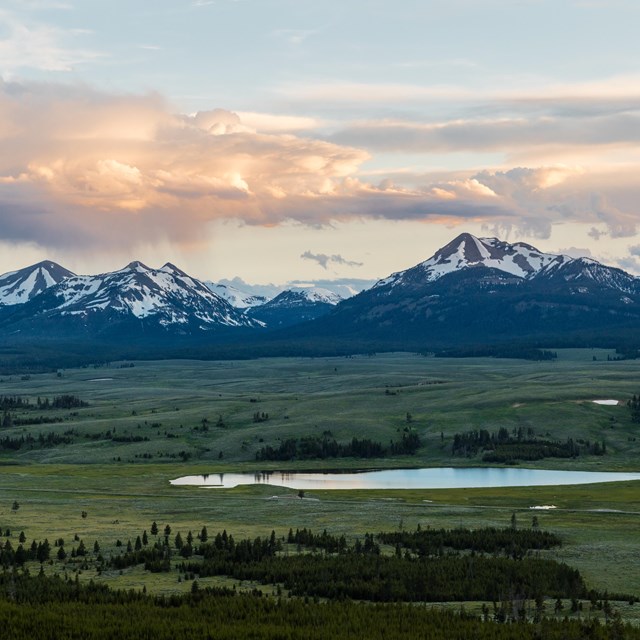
[170,467,640,490]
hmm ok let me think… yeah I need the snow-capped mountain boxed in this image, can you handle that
[0,261,74,306]
[2,233,640,350]
[205,278,362,309]
[1,261,260,338]
[375,233,570,289]
[270,287,343,306]
[372,232,638,297]
[535,256,638,294]
[247,287,343,328]
[288,233,640,346]
[204,281,270,309]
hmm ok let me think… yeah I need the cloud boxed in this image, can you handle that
[270,29,318,46]
[0,80,370,248]
[616,256,640,275]
[236,111,321,133]
[331,112,640,154]
[300,251,363,270]
[279,75,640,107]
[588,227,607,240]
[1,80,639,253]
[0,9,102,74]
[466,167,639,239]
[10,1,73,9]
[630,245,640,257]
[555,247,593,259]
[589,194,637,238]
[288,277,375,294]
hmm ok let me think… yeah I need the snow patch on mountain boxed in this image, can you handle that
[45,261,258,328]
[374,233,575,289]
[204,281,270,309]
[0,261,75,306]
[268,287,343,307]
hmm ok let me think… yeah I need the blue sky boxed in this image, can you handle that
[1,0,640,283]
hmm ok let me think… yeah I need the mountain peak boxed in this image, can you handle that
[0,260,75,306]
[4,259,262,334]
[432,233,493,265]
[374,233,570,289]
[160,262,189,277]
[31,260,67,271]
[204,280,271,309]
[124,260,151,272]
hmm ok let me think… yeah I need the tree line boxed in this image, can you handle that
[629,394,640,423]
[256,432,421,461]
[0,573,637,639]
[0,521,637,638]
[0,395,88,411]
[165,526,588,603]
[0,432,73,451]
[452,427,606,463]
[378,525,562,559]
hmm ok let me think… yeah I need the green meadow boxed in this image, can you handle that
[0,349,638,468]
[0,350,639,614]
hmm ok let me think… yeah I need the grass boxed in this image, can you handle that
[0,351,638,604]
[0,464,638,598]
[1,351,639,469]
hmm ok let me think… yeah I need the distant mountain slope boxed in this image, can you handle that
[0,261,75,306]
[286,233,640,346]
[0,261,261,340]
[375,233,569,289]
[204,281,270,309]
[248,287,343,328]
[1,233,639,352]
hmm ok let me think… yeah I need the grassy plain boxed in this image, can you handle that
[0,349,638,468]
[0,350,638,616]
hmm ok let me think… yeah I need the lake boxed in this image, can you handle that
[170,467,640,491]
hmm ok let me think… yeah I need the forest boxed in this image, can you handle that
[0,574,637,640]
[452,427,607,463]
[255,431,421,461]
[0,523,638,639]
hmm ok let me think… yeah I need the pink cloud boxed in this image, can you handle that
[0,80,639,252]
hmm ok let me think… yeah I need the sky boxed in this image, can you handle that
[1,0,640,286]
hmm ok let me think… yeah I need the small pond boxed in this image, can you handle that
[170,467,640,491]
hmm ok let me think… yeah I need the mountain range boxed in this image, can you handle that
[292,233,640,347]
[1,233,639,354]
[0,260,342,341]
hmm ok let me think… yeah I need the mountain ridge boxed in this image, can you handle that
[1,233,639,350]
[283,233,640,347]
[0,260,260,339]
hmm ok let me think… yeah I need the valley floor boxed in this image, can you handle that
[0,350,638,634]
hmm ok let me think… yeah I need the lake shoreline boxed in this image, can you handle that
[171,467,640,491]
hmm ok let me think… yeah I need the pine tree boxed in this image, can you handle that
[630,394,640,423]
